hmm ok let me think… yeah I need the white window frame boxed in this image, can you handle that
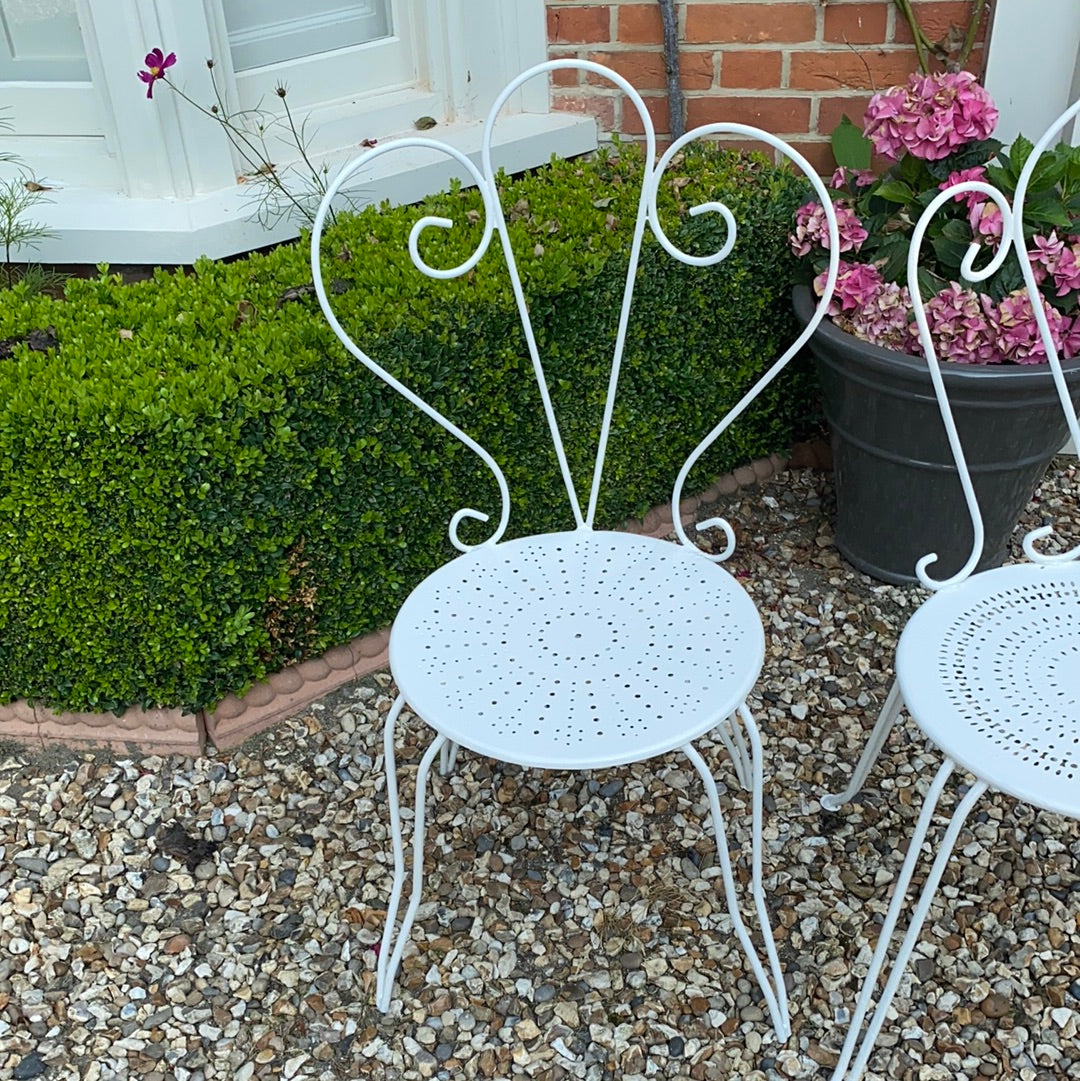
[3,0,595,264]
[221,0,396,79]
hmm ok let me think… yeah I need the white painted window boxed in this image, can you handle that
[0,0,595,263]
[220,0,416,117]
[0,0,89,79]
[223,0,392,72]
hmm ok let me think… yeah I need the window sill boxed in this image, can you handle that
[32,111,597,265]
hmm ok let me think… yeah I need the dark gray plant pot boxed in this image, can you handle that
[793,286,1080,585]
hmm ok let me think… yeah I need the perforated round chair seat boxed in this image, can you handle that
[389,530,765,770]
[897,562,1080,817]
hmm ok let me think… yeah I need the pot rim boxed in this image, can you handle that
[792,284,1080,382]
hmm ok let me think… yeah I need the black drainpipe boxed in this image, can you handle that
[657,0,685,141]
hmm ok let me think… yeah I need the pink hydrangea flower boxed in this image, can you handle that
[814,260,883,314]
[1027,232,1065,286]
[968,199,1004,247]
[939,166,988,211]
[1063,315,1080,359]
[864,71,998,161]
[990,289,1067,364]
[846,281,913,350]
[1051,244,1080,297]
[790,201,867,256]
[830,166,876,191]
[908,283,999,364]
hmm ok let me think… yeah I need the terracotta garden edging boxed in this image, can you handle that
[0,453,790,755]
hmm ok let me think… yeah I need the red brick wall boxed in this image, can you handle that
[545,1,989,168]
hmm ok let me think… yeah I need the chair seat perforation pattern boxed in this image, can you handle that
[390,530,765,770]
[897,563,1080,815]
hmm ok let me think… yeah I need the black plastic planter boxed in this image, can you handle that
[793,286,1080,584]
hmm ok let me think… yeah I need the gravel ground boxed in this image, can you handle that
[1,460,1079,1081]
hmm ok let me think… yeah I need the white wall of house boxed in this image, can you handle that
[984,0,1080,146]
[985,0,1080,454]
[0,0,594,264]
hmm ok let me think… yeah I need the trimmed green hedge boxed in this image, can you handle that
[0,145,811,713]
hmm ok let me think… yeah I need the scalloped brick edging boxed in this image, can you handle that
[0,699,204,756]
[0,453,790,755]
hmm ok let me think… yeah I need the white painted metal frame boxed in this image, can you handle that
[311,59,840,1035]
[823,100,1080,1081]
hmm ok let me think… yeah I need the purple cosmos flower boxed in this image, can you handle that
[138,48,176,99]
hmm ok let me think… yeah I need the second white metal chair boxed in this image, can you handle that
[822,101,1080,1081]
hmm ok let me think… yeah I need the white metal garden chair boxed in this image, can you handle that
[310,60,840,1039]
[822,101,1080,1081]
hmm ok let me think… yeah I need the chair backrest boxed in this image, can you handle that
[906,98,1080,590]
[310,60,840,562]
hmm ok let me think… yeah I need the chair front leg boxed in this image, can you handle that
[822,680,904,811]
[830,759,987,1081]
[683,705,790,1043]
[377,694,447,1013]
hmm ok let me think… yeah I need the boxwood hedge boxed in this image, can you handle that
[0,145,811,714]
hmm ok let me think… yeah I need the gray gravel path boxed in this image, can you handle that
[1,460,1078,1081]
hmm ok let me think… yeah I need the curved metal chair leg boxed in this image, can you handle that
[714,711,750,790]
[683,706,791,1043]
[376,694,447,1013]
[830,759,987,1081]
[439,739,459,777]
[822,680,904,812]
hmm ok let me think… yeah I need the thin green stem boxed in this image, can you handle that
[957,0,987,70]
[280,93,320,188]
[160,76,313,225]
[893,0,985,73]
[894,0,932,73]
[279,97,334,226]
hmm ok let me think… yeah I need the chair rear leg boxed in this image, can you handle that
[439,739,460,777]
[822,680,904,812]
[683,711,791,1043]
[714,711,751,789]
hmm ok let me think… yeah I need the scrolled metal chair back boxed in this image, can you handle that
[906,99,1080,591]
[311,60,841,560]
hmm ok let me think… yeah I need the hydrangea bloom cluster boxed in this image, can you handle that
[790,200,867,256]
[818,264,913,350]
[792,69,1080,365]
[813,266,1080,365]
[864,71,998,161]
[1028,232,1080,296]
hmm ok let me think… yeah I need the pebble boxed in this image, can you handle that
[12,1053,47,1080]
[0,464,1077,1081]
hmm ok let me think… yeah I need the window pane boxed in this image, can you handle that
[0,0,89,80]
[223,0,391,72]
